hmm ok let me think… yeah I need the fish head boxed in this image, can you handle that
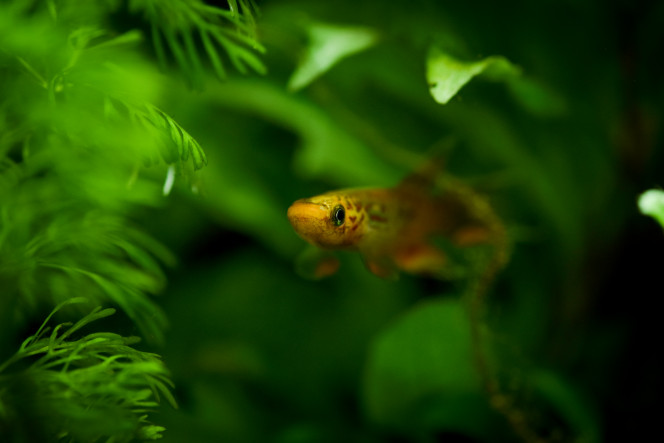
[287,194,362,249]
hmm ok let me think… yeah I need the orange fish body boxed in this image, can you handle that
[287,177,499,279]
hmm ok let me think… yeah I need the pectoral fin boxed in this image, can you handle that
[393,243,447,276]
[362,255,400,281]
[295,247,340,280]
[452,225,493,246]
[394,242,473,280]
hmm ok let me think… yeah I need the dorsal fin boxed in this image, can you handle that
[397,136,456,191]
[398,156,446,191]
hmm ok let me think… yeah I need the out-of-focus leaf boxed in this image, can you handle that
[363,299,497,438]
[130,0,265,87]
[531,370,602,443]
[288,22,379,92]
[427,46,521,104]
[201,80,401,187]
[638,189,664,229]
[507,76,567,117]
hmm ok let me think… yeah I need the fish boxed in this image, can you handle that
[287,169,506,279]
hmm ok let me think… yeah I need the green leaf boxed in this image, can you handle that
[200,28,227,80]
[638,189,664,229]
[0,305,175,441]
[151,23,168,71]
[506,76,567,117]
[426,46,521,104]
[124,101,207,170]
[58,306,116,342]
[96,29,143,49]
[363,299,495,437]
[288,22,379,91]
[531,370,602,443]
[133,0,265,87]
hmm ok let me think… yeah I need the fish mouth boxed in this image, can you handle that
[287,199,330,244]
[287,199,324,225]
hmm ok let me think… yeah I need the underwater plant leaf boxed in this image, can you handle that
[151,22,168,71]
[131,0,265,86]
[1,181,171,343]
[0,304,175,442]
[200,28,227,80]
[138,423,168,440]
[363,298,495,437]
[146,104,208,169]
[23,297,89,351]
[204,80,401,186]
[106,96,207,171]
[58,306,117,342]
[531,370,602,443]
[288,22,380,91]
[427,46,521,104]
[38,261,168,343]
[222,32,268,75]
[506,76,567,117]
[638,189,664,229]
[90,29,143,51]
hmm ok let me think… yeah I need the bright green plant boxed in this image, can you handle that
[0,298,175,441]
[2,0,656,442]
[0,0,262,440]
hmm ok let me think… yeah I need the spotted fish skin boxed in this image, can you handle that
[287,178,497,279]
[287,189,394,249]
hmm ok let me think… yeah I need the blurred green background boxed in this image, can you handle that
[1,0,662,442]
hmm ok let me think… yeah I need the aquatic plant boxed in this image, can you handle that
[2,0,660,441]
[0,0,261,440]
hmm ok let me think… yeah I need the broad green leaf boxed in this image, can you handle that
[200,80,401,185]
[363,299,496,437]
[288,23,379,91]
[531,370,601,443]
[638,189,664,228]
[427,46,521,104]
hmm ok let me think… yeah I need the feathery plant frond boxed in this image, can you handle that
[0,0,203,343]
[130,0,266,86]
[0,177,174,342]
[0,0,208,174]
[104,98,208,170]
[0,298,175,442]
[0,0,266,439]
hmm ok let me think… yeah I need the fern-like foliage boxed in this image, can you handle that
[130,0,266,86]
[0,298,175,442]
[0,0,210,340]
[0,0,265,438]
[105,98,208,170]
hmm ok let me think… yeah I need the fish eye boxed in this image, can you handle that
[331,205,345,226]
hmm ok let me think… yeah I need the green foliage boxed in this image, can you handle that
[1,0,265,440]
[638,189,664,229]
[363,299,488,434]
[104,99,209,170]
[130,0,265,86]
[427,47,521,105]
[151,0,658,441]
[0,298,175,442]
[530,370,601,443]
[1,0,660,441]
[288,22,380,91]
